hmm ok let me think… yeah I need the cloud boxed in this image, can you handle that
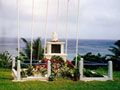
[0,0,120,40]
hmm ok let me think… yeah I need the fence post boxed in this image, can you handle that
[108,61,113,80]
[47,60,51,77]
[79,58,84,80]
[17,60,21,81]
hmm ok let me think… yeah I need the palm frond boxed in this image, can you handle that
[21,38,29,45]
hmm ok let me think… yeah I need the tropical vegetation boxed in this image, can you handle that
[0,51,12,68]
[107,40,120,70]
[82,52,107,63]
[17,37,44,61]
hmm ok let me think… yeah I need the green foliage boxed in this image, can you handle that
[37,66,47,77]
[26,65,34,76]
[60,65,74,79]
[50,56,79,81]
[72,54,81,66]
[16,52,28,61]
[84,69,103,77]
[21,65,47,77]
[50,56,65,77]
[48,74,55,81]
[82,52,106,63]
[71,68,79,81]
[108,40,120,70]
[21,69,28,78]
[73,54,81,62]
[51,55,64,62]
[108,40,120,57]
[0,51,12,68]
[19,37,44,61]
[73,54,81,63]
[32,38,44,60]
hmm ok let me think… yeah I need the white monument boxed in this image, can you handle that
[51,32,58,42]
[44,32,67,61]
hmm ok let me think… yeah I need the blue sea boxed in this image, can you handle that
[0,38,115,60]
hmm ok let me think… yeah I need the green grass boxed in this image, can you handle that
[0,68,120,90]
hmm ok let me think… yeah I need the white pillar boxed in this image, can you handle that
[79,58,83,80]
[12,57,16,69]
[61,44,64,54]
[108,61,113,80]
[17,60,21,81]
[47,61,51,77]
[49,44,51,54]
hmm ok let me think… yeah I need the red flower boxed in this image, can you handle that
[42,58,49,63]
[66,60,74,68]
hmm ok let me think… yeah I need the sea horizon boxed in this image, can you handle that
[0,37,116,60]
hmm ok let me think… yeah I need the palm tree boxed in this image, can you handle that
[108,40,120,70]
[19,37,44,61]
[108,40,120,60]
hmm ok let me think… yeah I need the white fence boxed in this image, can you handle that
[79,58,113,81]
[12,58,51,81]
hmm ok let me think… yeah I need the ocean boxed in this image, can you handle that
[0,38,115,60]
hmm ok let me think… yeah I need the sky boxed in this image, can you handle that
[0,0,120,40]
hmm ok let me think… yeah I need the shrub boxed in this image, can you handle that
[21,64,48,78]
[72,68,80,81]
[82,52,106,63]
[72,54,81,66]
[26,66,34,76]
[51,55,64,64]
[49,55,79,81]
[50,56,65,77]
[0,51,12,68]
[59,66,79,81]
[48,74,55,81]
[21,70,28,78]
[60,65,73,79]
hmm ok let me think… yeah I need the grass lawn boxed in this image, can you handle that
[0,68,120,90]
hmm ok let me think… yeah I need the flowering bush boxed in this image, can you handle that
[21,64,47,78]
[34,64,47,76]
[66,60,74,68]
[50,56,65,77]
[47,56,80,81]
